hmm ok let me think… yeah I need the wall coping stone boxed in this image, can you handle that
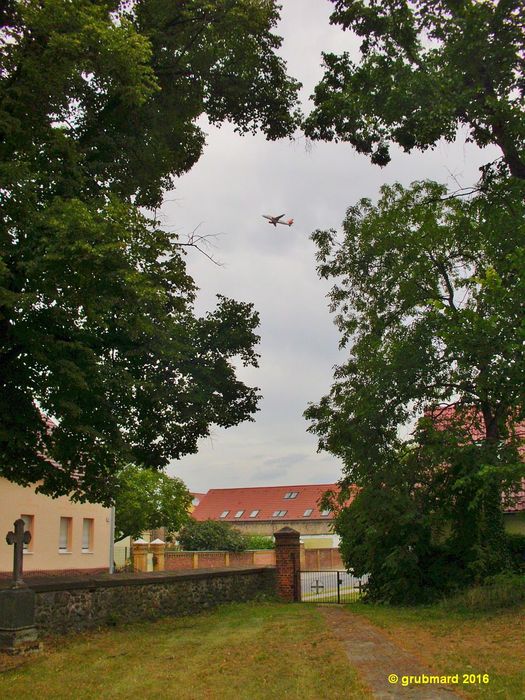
[1,566,275,593]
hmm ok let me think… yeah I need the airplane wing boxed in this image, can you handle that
[262,215,273,220]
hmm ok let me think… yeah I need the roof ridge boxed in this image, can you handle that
[205,483,337,492]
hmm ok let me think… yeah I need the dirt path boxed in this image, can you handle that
[320,606,462,699]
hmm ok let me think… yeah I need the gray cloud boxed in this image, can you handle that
[166,1,500,493]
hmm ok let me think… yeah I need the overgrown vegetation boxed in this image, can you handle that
[307,178,525,603]
[178,519,248,552]
[506,533,525,572]
[304,0,525,605]
[439,574,525,613]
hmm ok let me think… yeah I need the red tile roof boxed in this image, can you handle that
[192,483,346,523]
[427,405,525,512]
[428,405,525,443]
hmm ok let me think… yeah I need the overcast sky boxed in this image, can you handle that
[163,0,499,494]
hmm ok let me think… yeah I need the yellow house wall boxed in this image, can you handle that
[228,519,335,537]
[0,477,111,573]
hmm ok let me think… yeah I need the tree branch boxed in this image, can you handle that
[427,252,457,311]
[169,223,225,267]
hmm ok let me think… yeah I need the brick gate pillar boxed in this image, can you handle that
[274,527,301,602]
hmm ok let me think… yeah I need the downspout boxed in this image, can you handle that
[109,506,115,574]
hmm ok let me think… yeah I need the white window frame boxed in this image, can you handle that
[59,517,72,553]
[82,518,94,552]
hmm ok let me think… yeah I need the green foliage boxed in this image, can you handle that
[178,519,247,552]
[506,533,525,572]
[305,0,525,180]
[114,464,192,541]
[0,1,300,503]
[440,573,525,612]
[331,457,466,604]
[243,534,275,550]
[307,179,525,602]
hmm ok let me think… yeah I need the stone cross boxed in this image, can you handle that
[5,518,31,588]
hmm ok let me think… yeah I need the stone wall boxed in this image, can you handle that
[31,567,276,635]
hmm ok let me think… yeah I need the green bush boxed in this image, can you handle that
[178,519,247,552]
[334,484,458,604]
[440,573,525,612]
[243,535,274,550]
[506,533,525,571]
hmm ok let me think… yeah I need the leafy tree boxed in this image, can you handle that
[114,464,192,541]
[305,0,525,180]
[306,179,525,598]
[327,450,458,604]
[0,1,300,503]
[178,519,247,552]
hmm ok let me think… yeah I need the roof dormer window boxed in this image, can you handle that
[234,510,244,518]
[272,510,287,517]
[303,509,313,517]
[219,510,229,518]
[249,510,260,518]
[284,491,299,499]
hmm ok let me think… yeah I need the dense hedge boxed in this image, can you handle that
[178,519,247,552]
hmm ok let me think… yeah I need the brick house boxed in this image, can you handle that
[191,483,350,548]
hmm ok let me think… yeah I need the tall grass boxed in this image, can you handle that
[440,573,525,612]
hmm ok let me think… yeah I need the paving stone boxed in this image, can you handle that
[320,606,463,699]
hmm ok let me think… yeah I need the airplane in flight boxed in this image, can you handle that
[262,214,294,227]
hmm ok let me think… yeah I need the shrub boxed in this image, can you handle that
[178,519,247,552]
[334,484,454,604]
[243,535,274,550]
[506,533,525,572]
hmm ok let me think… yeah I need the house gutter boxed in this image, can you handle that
[109,506,115,574]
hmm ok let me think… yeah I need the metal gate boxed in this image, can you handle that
[300,571,368,603]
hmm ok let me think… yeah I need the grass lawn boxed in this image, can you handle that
[0,602,370,700]
[349,601,525,699]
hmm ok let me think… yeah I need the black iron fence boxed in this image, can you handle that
[300,570,369,603]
